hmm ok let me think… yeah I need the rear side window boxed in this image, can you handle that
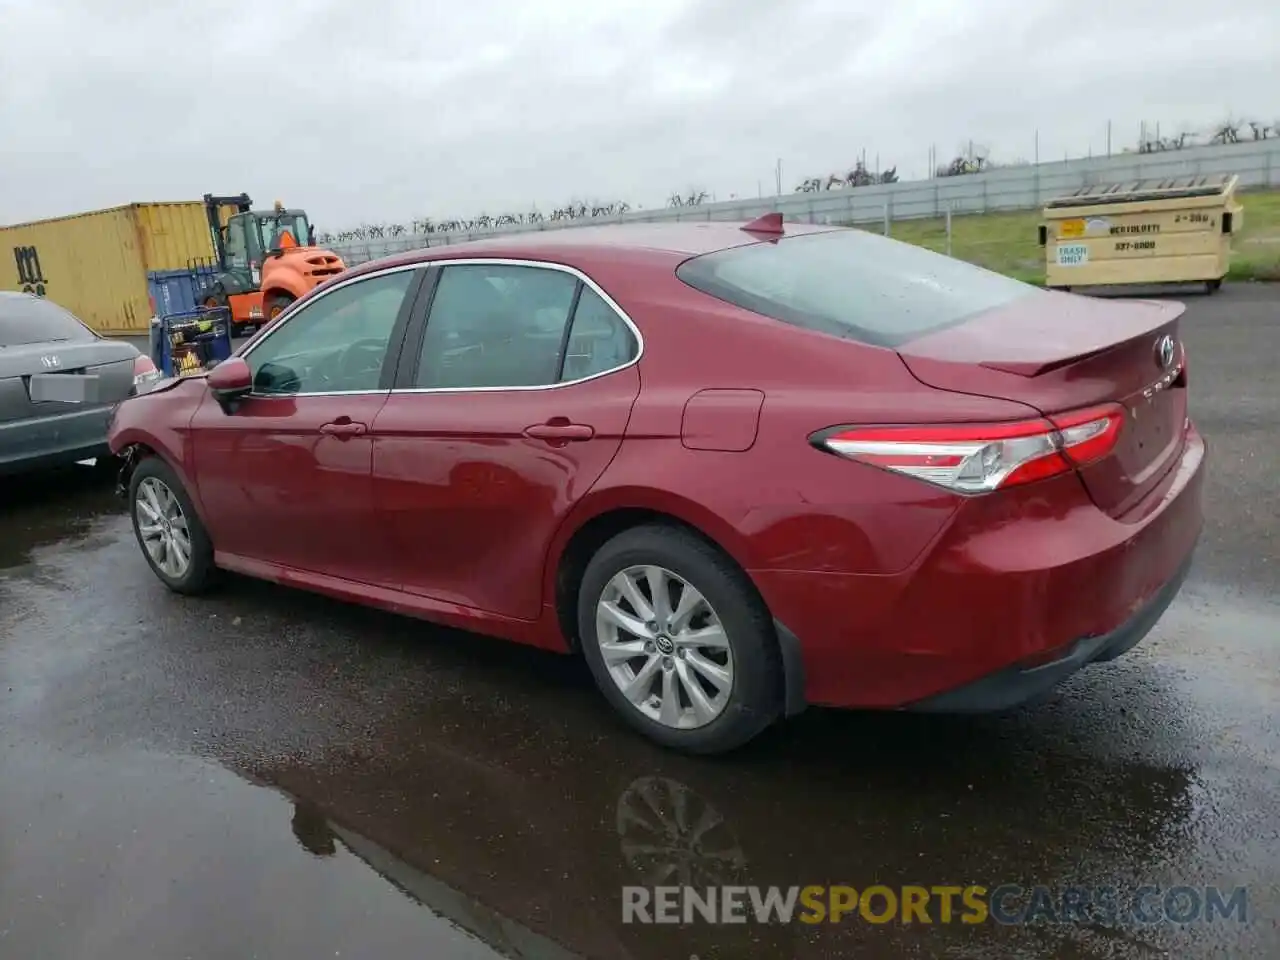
[0,295,96,347]
[676,229,1043,348]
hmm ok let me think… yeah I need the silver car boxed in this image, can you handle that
[0,292,161,476]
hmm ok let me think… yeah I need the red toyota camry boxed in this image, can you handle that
[108,216,1204,754]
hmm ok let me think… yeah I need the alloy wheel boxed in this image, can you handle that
[135,476,193,579]
[595,565,734,729]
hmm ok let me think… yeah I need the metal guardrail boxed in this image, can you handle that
[330,139,1280,266]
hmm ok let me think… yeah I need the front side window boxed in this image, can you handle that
[414,264,580,389]
[246,270,415,395]
[223,221,249,270]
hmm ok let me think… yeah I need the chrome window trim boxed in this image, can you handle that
[237,262,422,399]
[397,258,644,394]
[235,257,644,399]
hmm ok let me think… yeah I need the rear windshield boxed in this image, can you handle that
[676,228,1043,348]
[0,295,96,347]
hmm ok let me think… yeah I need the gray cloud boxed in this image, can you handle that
[1,0,1276,230]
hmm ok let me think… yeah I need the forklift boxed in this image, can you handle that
[193,193,346,336]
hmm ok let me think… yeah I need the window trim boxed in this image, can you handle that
[236,263,426,399]
[395,258,644,395]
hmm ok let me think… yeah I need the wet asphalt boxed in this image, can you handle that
[3,285,1279,959]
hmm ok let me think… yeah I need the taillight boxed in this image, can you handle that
[815,404,1124,494]
[132,354,163,393]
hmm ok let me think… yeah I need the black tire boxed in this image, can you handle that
[128,456,217,595]
[1206,278,1222,295]
[264,293,294,323]
[577,524,782,754]
[93,453,121,476]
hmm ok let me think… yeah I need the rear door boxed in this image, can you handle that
[370,260,642,619]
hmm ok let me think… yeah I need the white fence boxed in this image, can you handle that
[330,139,1280,265]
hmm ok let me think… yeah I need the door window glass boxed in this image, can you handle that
[414,264,578,389]
[246,270,415,395]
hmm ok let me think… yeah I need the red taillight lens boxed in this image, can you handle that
[132,354,162,393]
[816,404,1124,494]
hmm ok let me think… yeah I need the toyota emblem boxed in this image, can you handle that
[1156,335,1175,370]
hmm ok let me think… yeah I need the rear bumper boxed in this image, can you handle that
[0,406,114,476]
[906,546,1194,712]
[753,424,1206,710]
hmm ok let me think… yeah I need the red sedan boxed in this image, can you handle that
[108,216,1205,754]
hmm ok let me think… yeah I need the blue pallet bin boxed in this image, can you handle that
[150,307,234,378]
[147,267,219,318]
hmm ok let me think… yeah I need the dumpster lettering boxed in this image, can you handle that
[1109,224,1160,235]
[1114,241,1157,252]
[13,246,48,297]
[1175,212,1214,225]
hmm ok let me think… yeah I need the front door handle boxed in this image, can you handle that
[523,419,595,442]
[319,419,368,438]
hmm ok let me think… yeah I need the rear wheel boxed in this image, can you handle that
[577,525,781,754]
[128,457,217,595]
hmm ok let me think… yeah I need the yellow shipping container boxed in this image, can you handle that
[1,201,220,335]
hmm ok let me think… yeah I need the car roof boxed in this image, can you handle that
[340,220,840,279]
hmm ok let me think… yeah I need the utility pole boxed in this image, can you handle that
[775,158,782,197]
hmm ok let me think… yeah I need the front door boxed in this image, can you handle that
[371,262,642,619]
[191,266,423,586]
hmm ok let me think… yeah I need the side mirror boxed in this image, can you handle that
[207,357,252,413]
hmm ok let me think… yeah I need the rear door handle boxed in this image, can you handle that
[523,420,595,442]
[319,419,368,438]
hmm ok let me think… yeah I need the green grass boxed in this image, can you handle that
[850,188,1280,285]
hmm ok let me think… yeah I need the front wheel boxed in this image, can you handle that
[577,525,782,754]
[128,457,217,595]
[264,293,294,323]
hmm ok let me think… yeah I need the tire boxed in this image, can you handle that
[577,524,782,754]
[128,456,217,595]
[264,293,294,323]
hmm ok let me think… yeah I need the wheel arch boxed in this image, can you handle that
[549,493,808,720]
[545,488,757,643]
[111,430,210,529]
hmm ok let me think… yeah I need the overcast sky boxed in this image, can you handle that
[1,0,1276,230]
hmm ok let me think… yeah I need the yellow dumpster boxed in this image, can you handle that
[1038,174,1243,293]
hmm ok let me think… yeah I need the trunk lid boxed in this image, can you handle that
[897,292,1187,518]
[0,340,139,423]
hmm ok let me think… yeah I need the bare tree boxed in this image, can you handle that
[1208,117,1243,145]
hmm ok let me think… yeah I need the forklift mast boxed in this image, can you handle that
[202,193,253,269]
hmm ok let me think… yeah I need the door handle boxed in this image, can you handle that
[523,419,594,442]
[319,419,368,438]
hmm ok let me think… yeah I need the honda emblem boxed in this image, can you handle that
[40,355,61,369]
